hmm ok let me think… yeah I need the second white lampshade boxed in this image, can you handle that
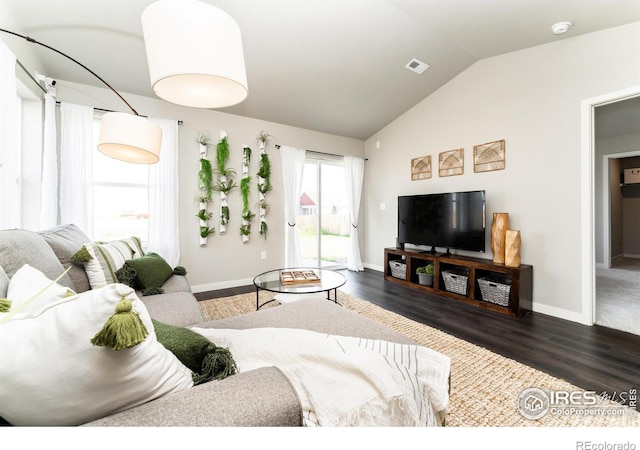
[141,0,248,108]
[97,112,163,164]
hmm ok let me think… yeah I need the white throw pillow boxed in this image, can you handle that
[0,283,193,426]
[6,264,75,314]
[80,237,145,289]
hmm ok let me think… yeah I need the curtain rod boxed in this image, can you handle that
[274,144,340,158]
[274,144,367,160]
[13,58,183,125]
[54,101,183,125]
[16,58,47,94]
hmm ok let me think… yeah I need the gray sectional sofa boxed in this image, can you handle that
[0,224,421,426]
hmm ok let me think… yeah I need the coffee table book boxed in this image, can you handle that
[279,270,321,285]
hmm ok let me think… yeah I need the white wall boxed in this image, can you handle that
[54,81,364,292]
[363,22,640,321]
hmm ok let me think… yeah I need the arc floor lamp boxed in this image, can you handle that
[1,0,248,164]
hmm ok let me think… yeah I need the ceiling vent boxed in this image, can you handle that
[405,58,429,75]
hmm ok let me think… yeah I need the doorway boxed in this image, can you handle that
[581,85,640,329]
[297,155,349,268]
[598,153,640,335]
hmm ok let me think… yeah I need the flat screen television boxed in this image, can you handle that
[397,190,486,253]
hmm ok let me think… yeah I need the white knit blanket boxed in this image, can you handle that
[191,327,450,426]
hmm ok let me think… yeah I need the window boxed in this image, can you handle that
[91,118,149,242]
[296,155,349,268]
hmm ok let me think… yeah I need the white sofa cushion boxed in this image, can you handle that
[5,264,75,314]
[0,281,193,426]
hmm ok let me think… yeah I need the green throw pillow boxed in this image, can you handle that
[152,319,237,385]
[123,253,173,291]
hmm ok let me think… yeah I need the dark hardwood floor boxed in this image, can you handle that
[198,268,639,410]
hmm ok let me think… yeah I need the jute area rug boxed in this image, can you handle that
[199,290,639,427]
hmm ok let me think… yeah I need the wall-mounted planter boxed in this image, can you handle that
[240,146,254,243]
[196,131,214,246]
[256,131,272,240]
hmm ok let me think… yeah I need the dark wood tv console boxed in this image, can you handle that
[384,247,532,318]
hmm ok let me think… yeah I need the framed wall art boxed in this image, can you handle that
[474,139,506,173]
[438,148,464,177]
[411,155,432,181]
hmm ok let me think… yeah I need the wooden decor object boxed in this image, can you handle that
[438,148,464,177]
[474,140,506,173]
[491,212,509,264]
[505,230,521,268]
[411,155,432,181]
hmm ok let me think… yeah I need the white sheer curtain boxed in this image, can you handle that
[0,40,20,229]
[147,117,180,267]
[280,145,306,267]
[40,93,58,229]
[60,102,94,235]
[344,156,365,271]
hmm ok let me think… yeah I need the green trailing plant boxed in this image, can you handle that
[200,226,215,238]
[198,158,214,201]
[196,209,212,221]
[240,177,251,210]
[216,136,230,174]
[259,221,268,238]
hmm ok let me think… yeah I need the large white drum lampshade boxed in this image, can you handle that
[97,112,162,164]
[141,0,248,108]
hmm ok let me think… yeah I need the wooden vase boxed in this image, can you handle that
[491,213,509,264]
[505,230,521,267]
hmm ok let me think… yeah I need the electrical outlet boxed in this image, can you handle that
[261,251,267,260]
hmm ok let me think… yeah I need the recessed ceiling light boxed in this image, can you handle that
[551,21,572,35]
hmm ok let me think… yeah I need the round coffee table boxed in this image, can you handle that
[253,268,346,310]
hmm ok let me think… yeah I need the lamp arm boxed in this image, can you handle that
[0,28,139,116]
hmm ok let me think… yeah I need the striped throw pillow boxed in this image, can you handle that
[79,237,145,289]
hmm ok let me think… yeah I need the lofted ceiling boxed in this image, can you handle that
[3,0,640,140]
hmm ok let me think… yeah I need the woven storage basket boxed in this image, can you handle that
[389,260,406,280]
[442,269,468,295]
[478,277,511,307]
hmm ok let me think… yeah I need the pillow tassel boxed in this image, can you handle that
[0,298,11,313]
[115,265,137,287]
[90,295,148,350]
[70,245,93,263]
[142,287,164,296]
[193,343,238,385]
[173,266,187,276]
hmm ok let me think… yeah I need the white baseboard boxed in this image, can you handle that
[623,253,640,259]
[364,262,383,272]
[192,278,254,294]
[531,303,591,326]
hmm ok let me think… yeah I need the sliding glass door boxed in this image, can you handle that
[297,156,349,268]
